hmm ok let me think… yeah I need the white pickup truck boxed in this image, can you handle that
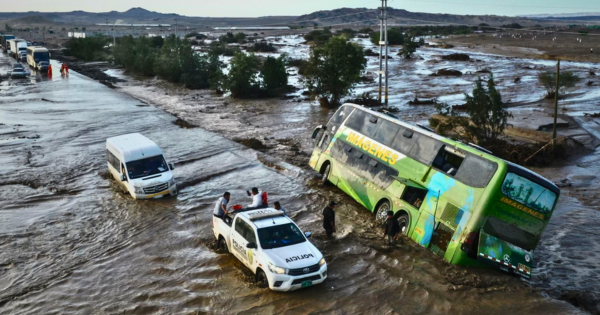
[213,208,327,291]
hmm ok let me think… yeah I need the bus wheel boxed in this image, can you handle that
[397,213,410,235]
[320,163,331,186]
[375,200,391,226]
[256,269,269,288]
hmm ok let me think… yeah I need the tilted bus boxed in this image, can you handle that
[309,103,559,277]
[26,46,50,70]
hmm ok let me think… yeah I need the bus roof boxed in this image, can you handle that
[106,133,163,162]
[341,103,557,190]
[27,46,48,52]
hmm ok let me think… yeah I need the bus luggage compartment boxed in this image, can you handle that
[476,216,534,278]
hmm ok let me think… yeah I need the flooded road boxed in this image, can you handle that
[0,54,591,314]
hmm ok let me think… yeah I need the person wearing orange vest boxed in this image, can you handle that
[61,63,69,75]
[47,64,52,76]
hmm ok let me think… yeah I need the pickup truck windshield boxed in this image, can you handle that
[126,155,168,179]
[258,223,306,249]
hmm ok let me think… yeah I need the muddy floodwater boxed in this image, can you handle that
[0,51,598,314]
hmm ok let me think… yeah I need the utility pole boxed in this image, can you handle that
[175,18,178,38]
[552,60,560,141]
[384,0,389,105]
[377,0,388,104]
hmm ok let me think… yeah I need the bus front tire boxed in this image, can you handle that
[375,200,391,226]
[397,213,410,235]
[320,163,331,186]
[256,269,269,288]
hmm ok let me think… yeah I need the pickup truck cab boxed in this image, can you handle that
[213,208,327,291]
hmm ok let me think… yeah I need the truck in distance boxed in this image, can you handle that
[213,208,327,291]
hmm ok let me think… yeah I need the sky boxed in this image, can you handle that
[3,0,600,17]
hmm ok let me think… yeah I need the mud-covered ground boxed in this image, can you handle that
[1,35,600,314]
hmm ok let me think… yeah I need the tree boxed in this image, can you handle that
[399,36,420,59]
[370,28,404,45]
[261,56,288,94]
[464,75,512,142]
[537,71,580,99]
[303,30,332,45]
[225,52,261,98]
[304,36,367,106]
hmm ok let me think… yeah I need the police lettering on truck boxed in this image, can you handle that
[213,208,328,291]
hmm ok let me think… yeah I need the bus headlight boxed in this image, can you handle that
[268,262,287,275]
[134,186,144,194]
[319,257,326,266]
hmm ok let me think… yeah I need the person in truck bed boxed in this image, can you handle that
[247,187,268,209]
[214,192,231,221]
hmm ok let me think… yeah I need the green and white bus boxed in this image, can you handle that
[309,103,559,277]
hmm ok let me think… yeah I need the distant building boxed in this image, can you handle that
[213,26,290,31]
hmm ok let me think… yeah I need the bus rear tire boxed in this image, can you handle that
[375,200,391,226]
[320,163,331,186]
[397,213,410,235]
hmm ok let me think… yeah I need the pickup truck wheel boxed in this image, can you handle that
[218,236,229,253]
[256,270,269,288]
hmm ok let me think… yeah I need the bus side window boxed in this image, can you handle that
[433,146,465,177]
[401,186,427,209]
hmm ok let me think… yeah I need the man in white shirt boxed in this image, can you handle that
[247,187,267,209]
[214,192,230,220]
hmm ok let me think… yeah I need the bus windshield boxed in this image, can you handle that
[126,155,169,179]
[257,223,306,249]
[501,172,557,213]
[34,52,50,62]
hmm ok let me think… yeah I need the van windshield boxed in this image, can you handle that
[126,155,169,179]
[257,223,306,249]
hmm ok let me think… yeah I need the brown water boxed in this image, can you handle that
[0,53,596,314]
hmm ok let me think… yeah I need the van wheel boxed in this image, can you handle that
[218,236,229,253]
[256,270,269,288]
[397,213,410,235]
[375,200,391,226]
[320,163,331,186]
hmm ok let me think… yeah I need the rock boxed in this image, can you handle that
[590,71,596,76]
[514,77,521,83]
[434,69,463,76]
[442,53,470,61]
[587,80,594,86]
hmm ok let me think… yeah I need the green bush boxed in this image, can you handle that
[249,42,277,53]
[303,30,332,45]
[218,32,246,44]
[64,36,109,61]
[370,28,404,45]
[304,36,366,106]
[225,52,262,98]
[261,56,288,94]
[358,27,374,34]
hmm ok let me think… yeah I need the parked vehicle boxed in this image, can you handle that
[106,133,177,199]
[309,103,560,278]
[0,34,15,53]
[27,47,50,70]
[9,63,30,78]
[213,208,327,291]
[8,39,27,59]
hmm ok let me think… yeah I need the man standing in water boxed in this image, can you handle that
[214,192,230,221]
[322,201,337,238]
[383,211,400,246]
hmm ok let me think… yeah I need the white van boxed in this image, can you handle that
[106,133,177,199]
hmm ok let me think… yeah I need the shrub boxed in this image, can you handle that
[399,36,421,59]
[225,52,262,98]
[64,36,109,61]
[249,42,277,53]
[336,28,357,38]
[288,58,309,75]
[303,30,333,45]
[370,28,404,45]
[464,75,512,142]
[261,56,288,94]
[304,36,366,106]
[358,27,374,34]
[537,71,580,98]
